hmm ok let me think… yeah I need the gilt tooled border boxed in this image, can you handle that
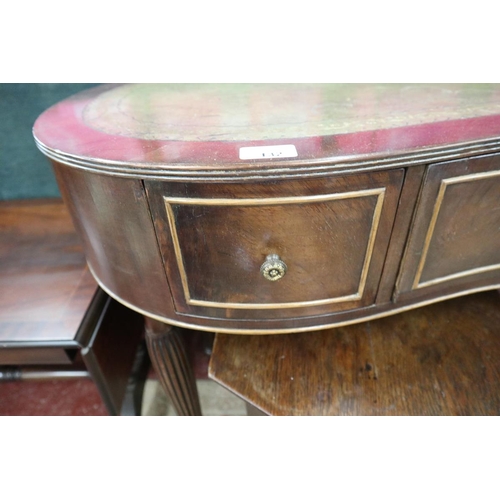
[163,189,386,310]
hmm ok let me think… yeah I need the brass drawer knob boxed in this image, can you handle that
[260,254,287,281]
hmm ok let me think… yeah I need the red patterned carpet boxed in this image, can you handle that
[0,379,108,416]
[0,330,213,416]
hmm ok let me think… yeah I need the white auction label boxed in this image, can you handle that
[239,144,298,160]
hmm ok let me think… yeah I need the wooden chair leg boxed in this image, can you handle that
[145,318,202,416]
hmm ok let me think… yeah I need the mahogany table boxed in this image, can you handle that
[209,291,500,416]
[0,199,148,415]
[32,84,500,415]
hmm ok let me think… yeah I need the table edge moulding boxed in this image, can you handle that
[32,84,500,415]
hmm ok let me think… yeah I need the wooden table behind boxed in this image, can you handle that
[209,291,500,416]
[0,198,147,416]
[0,198,94,346]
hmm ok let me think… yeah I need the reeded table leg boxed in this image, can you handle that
[145,318,202,416]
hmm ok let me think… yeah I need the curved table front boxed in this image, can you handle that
[33,84,500,414]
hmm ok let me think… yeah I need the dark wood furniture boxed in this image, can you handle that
[209,291,500,415]
[32,84,500,415]
[0,199,148,415]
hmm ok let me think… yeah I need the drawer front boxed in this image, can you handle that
[146,170,404,320]
[396,153,500,300]
[0,347,73,365]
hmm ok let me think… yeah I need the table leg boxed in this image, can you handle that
[145,318,202,416]
[120,340,151,416]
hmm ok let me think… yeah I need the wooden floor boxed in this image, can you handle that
[210,291,500,415]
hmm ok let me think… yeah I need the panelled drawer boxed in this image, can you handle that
[395,153,500,301]
[146,169,404,320]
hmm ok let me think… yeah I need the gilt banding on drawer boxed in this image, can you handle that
[413,169,500,290]
[162,188,386,311]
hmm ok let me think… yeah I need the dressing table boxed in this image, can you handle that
[33,84,500,415]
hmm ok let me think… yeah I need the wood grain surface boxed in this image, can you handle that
[81,290,146,415]
[0,198,96,344]
[145,318,202,416]
[396,154,500,299]
[0,198,150,416]
[145,169,404,321]
[209,291,500,415]
[53,164,176,319]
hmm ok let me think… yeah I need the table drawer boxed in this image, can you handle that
[395,153,500,301]
[0,347,73,365]
[146,170,404,320]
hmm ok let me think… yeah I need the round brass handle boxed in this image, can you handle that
[260,254,287,281]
